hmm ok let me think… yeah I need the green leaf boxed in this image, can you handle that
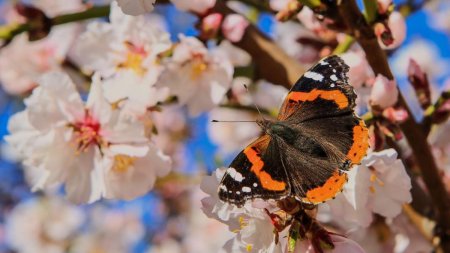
[363,0,378,23]
[287,222,300,253]
[297,0,322,9]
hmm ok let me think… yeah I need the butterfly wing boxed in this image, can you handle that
[277,55,369,204]
[218,135,291,207]
[278,55,356,122]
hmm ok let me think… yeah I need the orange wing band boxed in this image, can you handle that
[243,147,286,191]
[287,89,349,109]
[347,120,369,165]
[302,170,347,204]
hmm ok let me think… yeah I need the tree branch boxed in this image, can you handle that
[0,5,110,41]
[337,0,450,249]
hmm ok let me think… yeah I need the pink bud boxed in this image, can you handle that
[341,51,374,88]
[370,74,398,108]
[222,14,249,43]
[407,58,427,85]
[383,107,409,123]
[200,13,223,39]
[377,0,392,14]
[378,12,406,49]
[297,7,326,34]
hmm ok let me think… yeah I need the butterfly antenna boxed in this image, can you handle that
[243,84,266,121]
[211,120,256,123]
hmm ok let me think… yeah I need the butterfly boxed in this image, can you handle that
[218,55,369,207]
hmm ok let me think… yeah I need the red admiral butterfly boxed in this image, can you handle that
[218,55,369,206]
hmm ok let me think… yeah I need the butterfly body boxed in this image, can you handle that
[218,55,369,207]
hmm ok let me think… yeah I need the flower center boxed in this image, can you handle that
[118,41,148,75]
[369,171,385,193]
[72,112,101,153]
[190,56,208,80]
[112,155,136,173]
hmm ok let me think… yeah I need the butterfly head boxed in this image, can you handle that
[257,119,297,141]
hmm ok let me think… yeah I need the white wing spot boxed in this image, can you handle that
[253,183,258,187]
[330,74,338,81]
[236,191,241,195]
[219,185,227,191]
[227,167,245,182]
[242,187,251,193]
[320,60,329,66]
[228,190,232,193]
[333,69,337,73]
[304,71,324,81]
[330,84,336,87]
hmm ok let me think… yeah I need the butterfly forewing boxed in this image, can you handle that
[218,135,291,206]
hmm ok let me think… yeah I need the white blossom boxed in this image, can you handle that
[6,72,171,203]
[324,149,412,228]
[159,36,234,116]
[73,1,171,79]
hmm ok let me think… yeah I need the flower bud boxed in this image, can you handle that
[370,74,398,108]
[222,14,249,42]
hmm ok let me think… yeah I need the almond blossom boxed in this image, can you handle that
[73,1,171,79]
[0,0,84,95]
[159,36,234,116]
[323,149,412,228]
[0,26,79,95]
[222,14,249,43]
[6,72,171,204]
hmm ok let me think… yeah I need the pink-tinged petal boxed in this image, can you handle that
[378,12,406,49]
[370,74,398,108]
[377,0,392,14]
[25,72,84,131]
[103,144,171,200]
[341,51,374,88]
[382,107,409,123]
[222,14,249,43]
[297,7,327,34]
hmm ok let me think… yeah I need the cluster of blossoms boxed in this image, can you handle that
[3,0,245,204]
[200,148,414,252]
[1,0,450,253]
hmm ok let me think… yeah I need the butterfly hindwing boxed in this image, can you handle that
[218,135,290,206]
